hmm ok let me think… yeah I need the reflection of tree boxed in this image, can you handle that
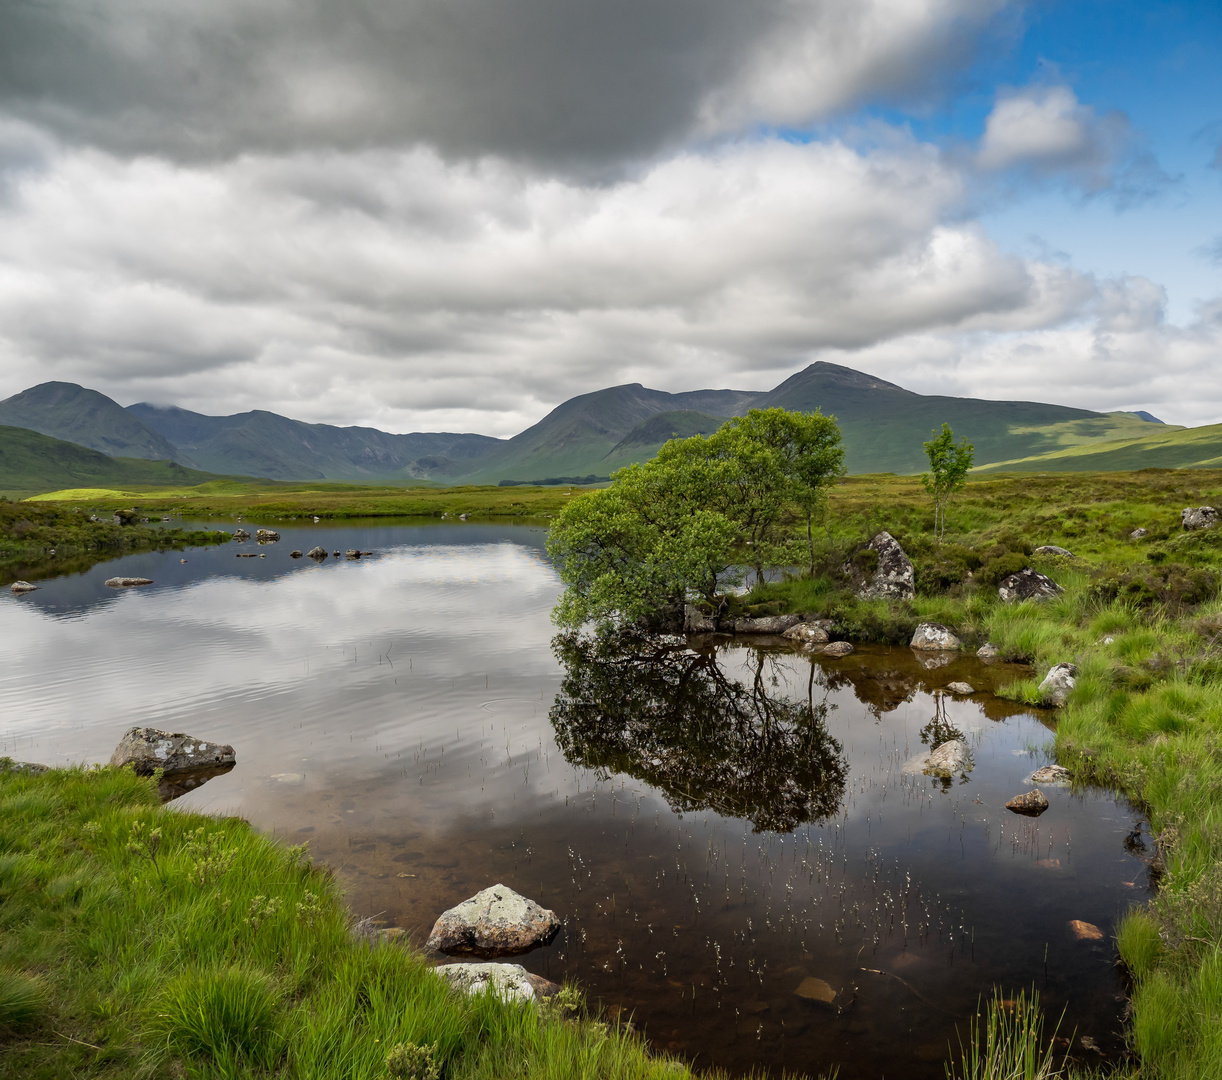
[918,694,964,749]
[549,632,847,832]
[820,665,917,719]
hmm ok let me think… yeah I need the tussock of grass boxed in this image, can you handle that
[944,990,1067,1080]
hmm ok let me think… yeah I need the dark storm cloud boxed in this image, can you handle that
[0,0,1004,168]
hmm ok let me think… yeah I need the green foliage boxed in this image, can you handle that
[385,1040,441,1079]
[154,966,282,1069]
[921,423,974,541]
[944,990,1066,1080]
[0,972,45,1035]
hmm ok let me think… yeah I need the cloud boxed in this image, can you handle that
[0,0,1005,170]
[976,84,1172,204]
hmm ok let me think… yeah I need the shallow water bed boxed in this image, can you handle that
[0,520,1151,1078]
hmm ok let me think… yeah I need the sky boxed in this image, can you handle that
[0,0,1219,438]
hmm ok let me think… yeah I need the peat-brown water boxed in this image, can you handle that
[0,520,1152,1078]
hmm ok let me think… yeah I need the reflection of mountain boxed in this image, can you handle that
[549,632,847,832]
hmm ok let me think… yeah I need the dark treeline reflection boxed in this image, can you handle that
[549,632,847,832]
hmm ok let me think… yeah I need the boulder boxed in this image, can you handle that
[104,577,153,588]
[426,884,560,956]
[783,623,830,646]
[910,623,961,651]
[1029,764,1072,786]
[945,681,974,695]
[821,641,854,657]
[232,528,251,541]
[1130,528,1149,540]
[306,546,328,560]
[903,738,971,778]
[289,550,303,558]
[1006,789,1050,816]
[109,726,236,776]
[997,568,1061,603]
[0,759,48,775]
[433,962,560,1004]
[1182,507,1219,531]
[732,614,801,634]
[345,549,362,559]
[684,604,716,633]
[976,643,999,659]
[255,529,280,543]
[1033,545,1074,558]
[1038,663,1077,706]
[857,531,915,601]
[10,581,38,594]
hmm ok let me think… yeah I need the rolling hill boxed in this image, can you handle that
[975,421,1222,473]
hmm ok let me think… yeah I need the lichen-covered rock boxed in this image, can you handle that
[232,528,251,541]
[433,962,560,1004]
[289,550,303,558]
[109,727,236,775]
[1038,663,1077,706]
[821,640,854,657]
[783,623,830,646]
[10,581,38,594]
[732,614,801,634]
[0,759,48,775]
[1182,507,1219,531]
[903,739,971,778]
[426,884,560,956]
[910,623,961,651]
[1029,764,1072,785]
[306,546,328,560]
[997,568,1061,603]
[977,643,999,659]
[1006,789,1050,815]
[945,682,974,695]
[857,531,915,601]
[255,529,280,543]
[104,577,154,588]
[1033,545,1074,558]
[1130,528,1149,540]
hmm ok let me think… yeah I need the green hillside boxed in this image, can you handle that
[0,383,183,462]
[976,420,1222,473]
[127,402,502,482]
[0,426,245,497]
[754,362,1170,474]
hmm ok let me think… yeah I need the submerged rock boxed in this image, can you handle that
[433,962,560,1004]
[1033,545,1075,558]
[1068,920,1104,941]
[1038,663,1078,706]
[856,531,915,601]
[104,577,153,588]
[109,726,236,776]
[1006,789,1050,815]
[910,623,961,651]
[783,623,830,646]
[945,682,974,695]
[997,568,1061,603]
[426,884,560,956]
[821,640,854,657]
[9,581,38,594]
[795,976,838,1005]
[306,546,328,560]
[1182,507,1219,531]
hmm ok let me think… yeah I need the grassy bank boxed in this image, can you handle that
[734,468,1222,1080]
[0,763,735,1080]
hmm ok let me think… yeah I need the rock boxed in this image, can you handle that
[10,581,38,594]
[289,550,303,558]
[1038,663,1077,706]
[1182,507,1219,531]
[910,623,961,651]
[1033,545,1074,558]
[345,549,362,559]
[915,652,952,670]
[997,568,1061,603]
[157,763,234,801]
[924,739,971,777]
[458,513,469,521]
[1068,920,1104,941]
[1130,528,1149,540]
[255,529,280,543]
[821,640,854,657]
[684,604,716,633]
[313,516,320,523]
[426,884,560,956]
[945,682,974,695]
[433,962,560,1004]
[306,546,328,560]
[1006,789,1050,815]
[333,550,341,557]
[109,726,236,776]
[732,614,801,634]
[104,577,154,588]
[232,528,251,541]
[795,976,837,1004]
[857,531,915,601]
[977,643,999,659]
[1029,764,1072,785]
[0,759,49,775]
[236,553,259,558]
[783,623,830,646]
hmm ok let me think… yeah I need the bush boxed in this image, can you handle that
[1089,564,1221,611]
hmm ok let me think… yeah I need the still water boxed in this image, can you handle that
[0,520,1151,1078]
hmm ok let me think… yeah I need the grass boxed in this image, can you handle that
[0,762,828,1080]
[944,991,1067,1080]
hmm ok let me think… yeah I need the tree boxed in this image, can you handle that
[547,408,845,626]
[921,422,974,542]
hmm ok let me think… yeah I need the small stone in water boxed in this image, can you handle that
[946,681,974,695]
[1069,920,1104,941]
[795,976,837,1004]
[1006,789,1050,815]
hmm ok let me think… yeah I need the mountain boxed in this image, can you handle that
[975,421,1222,473]
[450,384,761,483]
[752,362,1175,474]
[0,382,184,463]
[126,403,503,482]
[0,425,232,495]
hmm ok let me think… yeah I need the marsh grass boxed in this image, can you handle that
[945,990,1067,1080]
